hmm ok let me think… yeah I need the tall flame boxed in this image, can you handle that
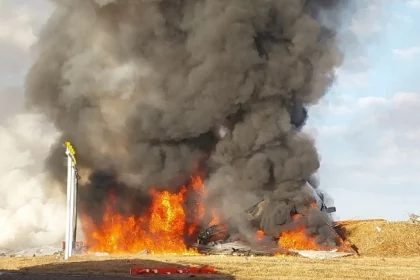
[82,176,207,255]
[209,209,220,226]
[187,175,206,236]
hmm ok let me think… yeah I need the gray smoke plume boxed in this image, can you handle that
[26,0,352,247]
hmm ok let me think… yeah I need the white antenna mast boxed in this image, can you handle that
[64,141,77,260]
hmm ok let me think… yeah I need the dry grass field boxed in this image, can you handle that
[2,255,420,280]
[339,220,420,257]
[1,220,420,280]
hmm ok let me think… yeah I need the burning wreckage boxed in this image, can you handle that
[194,180,350,256]
[25,0,360,258]
[198,184,336,246]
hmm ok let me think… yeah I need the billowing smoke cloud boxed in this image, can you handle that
[25,0,353,246]
[0,113,65,249]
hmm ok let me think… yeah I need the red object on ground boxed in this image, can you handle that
[130,266,215,275]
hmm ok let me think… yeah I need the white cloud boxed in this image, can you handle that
[336,70,370,88]
[357,96,388,108]
[349,20,382,38]
[312,91,420,220]
[341,56,370,72]
[407,0,420,8]
[317,125,348,137]
[329,91,420,147]
[395,14,413,24]
[348,0,385,39]
[393,47,420,59]
[310,94,357,118]
[373,92,420,130]
[350,56,370,68]
[330,188,418,221]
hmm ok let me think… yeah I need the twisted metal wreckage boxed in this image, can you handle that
[196,183,343,256]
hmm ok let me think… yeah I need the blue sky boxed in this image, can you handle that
[306,0,420,220]
[0,0,419,222]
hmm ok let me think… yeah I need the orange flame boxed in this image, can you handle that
[278,207,321,250]
[278,223,320,250]
[278,221,351,252]
[277,201,351,252]
[209,209,220,226]
[187,175,206,236]
[82,181,352,254]
[82,176,207,255]
[256,230,264,241]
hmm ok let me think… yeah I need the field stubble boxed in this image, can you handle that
[1,254,420,280]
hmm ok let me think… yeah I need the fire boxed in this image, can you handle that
[278,206,321,250]
[189,175,206,219]
[209,209,220,226]
[256,230,264,241]
[277,201,317,250]
[277,201,351,252]
[278,224,320,250]
[82,178,352,255]
[186,175,209,236]
[278,221,351,252]
[82,176,208,255]
[148,187,191,253]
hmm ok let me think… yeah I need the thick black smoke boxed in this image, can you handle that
[26,0,351,247]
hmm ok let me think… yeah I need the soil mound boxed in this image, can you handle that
[338,220,420,257]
